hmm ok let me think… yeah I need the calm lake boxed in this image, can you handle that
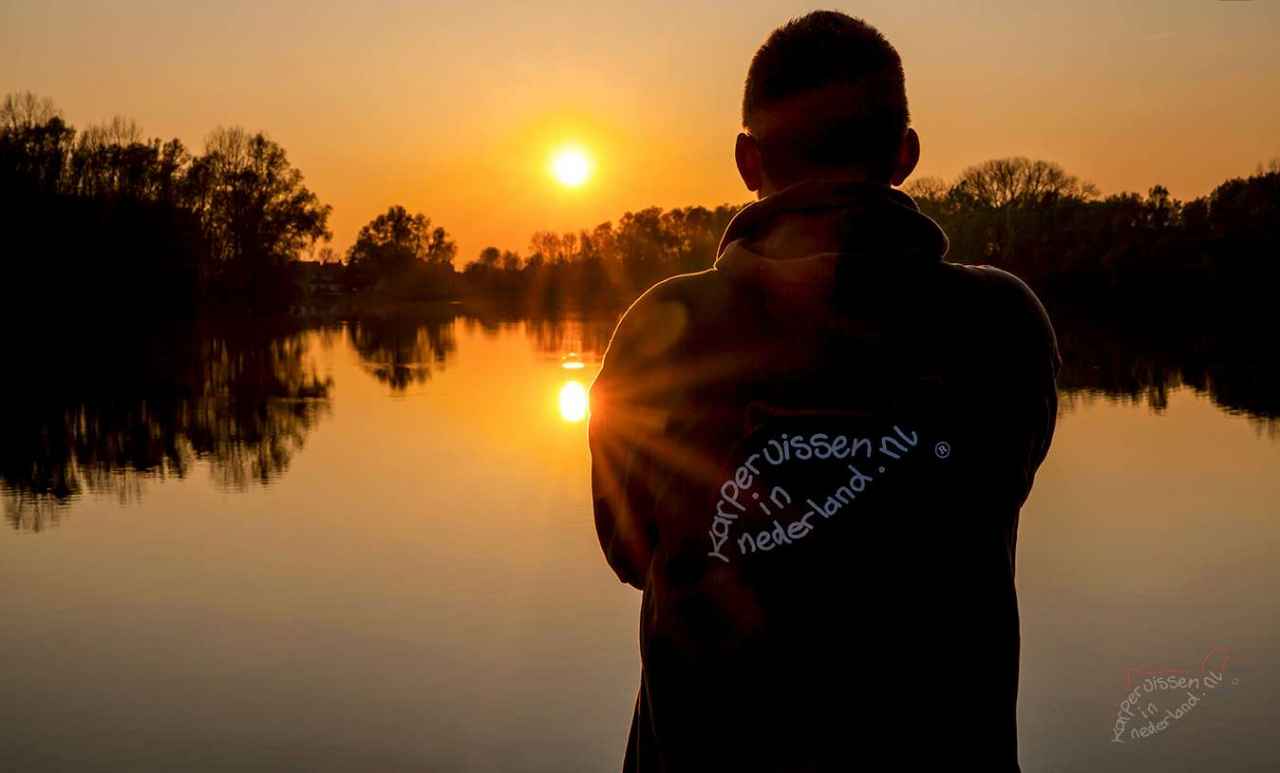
[2,309,1277,772]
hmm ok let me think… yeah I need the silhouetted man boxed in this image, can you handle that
[589,12,1059,772]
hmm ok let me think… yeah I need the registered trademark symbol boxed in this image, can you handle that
[934,441,951,459]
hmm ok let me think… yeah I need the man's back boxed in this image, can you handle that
[589,180,1059,771]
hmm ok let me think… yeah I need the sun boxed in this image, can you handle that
[551,146,592,187]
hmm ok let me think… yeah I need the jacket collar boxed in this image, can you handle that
[713,179,949,285]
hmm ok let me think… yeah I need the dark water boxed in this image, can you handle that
[1,311,1277,772]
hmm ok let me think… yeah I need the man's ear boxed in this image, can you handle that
[735,132,764,193]
[890,127,920,187]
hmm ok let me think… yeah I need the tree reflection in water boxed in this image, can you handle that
[346,312,457,391]
[1,321,332,531]
[5,306,1276,532]
[1055,311,1280,435]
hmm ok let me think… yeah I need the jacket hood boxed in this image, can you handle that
[713,180,949,287]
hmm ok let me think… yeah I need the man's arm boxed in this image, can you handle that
[587,291,688,589]
[588,308,657,589]
[1011,271,1061,485]
[989,266,1061,505]
[588,401,657,590]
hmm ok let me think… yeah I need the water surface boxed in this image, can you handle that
[2,312,1276,771]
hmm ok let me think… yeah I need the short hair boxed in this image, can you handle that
[742,11,909,184]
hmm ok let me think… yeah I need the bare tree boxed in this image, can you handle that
[901,176,948,202]
[80,116,143,148]
[0,92,60,132]
[953,157,1097,208]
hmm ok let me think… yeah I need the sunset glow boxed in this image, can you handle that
[4,3,1276,258]
[3,2,1280,770]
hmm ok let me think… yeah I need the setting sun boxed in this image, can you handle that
[551,146,592,187]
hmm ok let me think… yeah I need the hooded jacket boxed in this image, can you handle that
[588,179,1060,772]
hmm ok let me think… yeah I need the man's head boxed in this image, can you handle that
[737,11,919,196]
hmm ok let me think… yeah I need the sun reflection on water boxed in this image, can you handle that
[558,380,589,423]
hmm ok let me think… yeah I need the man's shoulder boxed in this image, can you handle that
[938,261,1061,369]
[603,269,730,360]
[626,268,728,312]
[939,261,1040,302]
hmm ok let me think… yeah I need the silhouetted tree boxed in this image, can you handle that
[345,205,458,298]
[191,127,331,303]
[4,91,1277,326]
[951,157,1097,209]
[0,92,332,316]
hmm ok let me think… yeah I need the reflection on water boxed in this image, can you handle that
[347,313,457,391]
[4,308,1278,533]
[558,380,589,423]
[0,309,1276,772]
[1,322,332,532]
[1055,312,1280,433]
[524,316,615,363]
[0,311,623,532]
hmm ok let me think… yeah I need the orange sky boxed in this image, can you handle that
[3,1,1278,262]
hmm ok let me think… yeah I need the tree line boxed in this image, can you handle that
[454,204,740,308]
[3,91,1277,321]
[0,92,331,315]
[397,156,1280,320]
[326,198,738,309]
[903,157,1280,320]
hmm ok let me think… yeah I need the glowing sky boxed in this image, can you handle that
[3,0,1277,261]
